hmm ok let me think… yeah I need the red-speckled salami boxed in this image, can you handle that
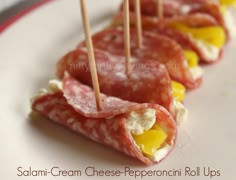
[57,47,175,116]
[78,27,202,89]
[63,73,148,118]
[153,27,224,63]
[114,12,218,28]
[112,12,224,63]
[120,0,228,37]
[124,0,223,21]
[113,11,219,30]
[31,75,177,165]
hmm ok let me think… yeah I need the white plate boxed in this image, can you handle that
[0,0,235,179]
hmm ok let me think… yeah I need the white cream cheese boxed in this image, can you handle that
[190,66,204,80]
[31,80,62,104]
[30,89,48,104]
[126,108,173,161]
[48,79,62,92]
[193,39,220,61]
[173,100,188,125]
[152,145,171,162]
[126,108,156,135]
[180,5,191,14]
[224,11,236,38]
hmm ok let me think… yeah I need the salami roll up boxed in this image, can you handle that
[79,27,203,89]
[113,11,226,63]
[120,0,230,38]
[31,74,177,165]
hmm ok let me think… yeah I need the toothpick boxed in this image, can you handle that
[123,0,131,76]
[80,0,102,111]
[157,0,163,19]
[135,0,142,48]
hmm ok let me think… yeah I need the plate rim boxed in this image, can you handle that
[0,0,52,34]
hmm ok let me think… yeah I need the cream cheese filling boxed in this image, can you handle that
[173,100,188,125]
[30,80,62,104]
[152,144,171,162]
[126,108,174,161]
[126,108,156,135]
[224,11,236,38]
[190,66,204,80]
[48,79,62,92]
[30,89,48,104]
[192,38,220,61]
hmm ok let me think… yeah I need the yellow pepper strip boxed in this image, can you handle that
[184,50,199,68]
[133,125,167,156]
[220,5,227,14]
[220,0,236,7]
[172,81,186,102]
[152,124,163,131]
[233,2,236,8]
[220,0,236,14]
[170,24,226,48]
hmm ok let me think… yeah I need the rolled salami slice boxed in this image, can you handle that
[113,12,226,63]
[79,27,203,89]
[31,74,177,165]
[120,0,229,38]
[63,72,152,118]
[57,47,177,117]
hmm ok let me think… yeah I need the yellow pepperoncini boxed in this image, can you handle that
[133,124,167,156]
[220,5,227,14]
[220,0,236,16]
[172,81,186,102]
[170,24,226,48]
[184,50,199,68]
[220,0,236,8]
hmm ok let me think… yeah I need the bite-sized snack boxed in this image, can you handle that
[57,47,188,123]
[79,27,203,88]
[31,74,177,165]
[113,12,226,63]
[120,0,232,38]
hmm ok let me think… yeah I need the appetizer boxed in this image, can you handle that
[30,0,235,166]
[114,4,227,63]
[120,0,236,38]
[31,74,176,165]
[80,27,203,88]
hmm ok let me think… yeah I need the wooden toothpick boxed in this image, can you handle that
[123,0,131,76]
[135,0,142,48]
[80,0,102,111]
[157,0,163,19]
